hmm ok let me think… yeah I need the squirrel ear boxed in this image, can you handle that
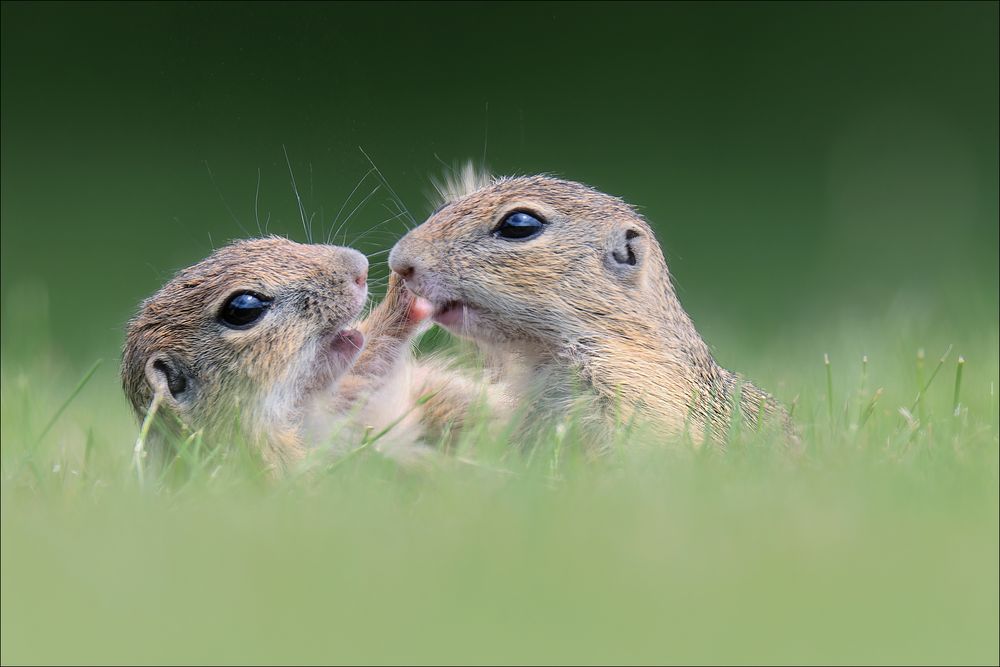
[144,354,191,404]
[607,227,646,273]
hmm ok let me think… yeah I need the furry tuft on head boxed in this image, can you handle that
[430,161,494,208]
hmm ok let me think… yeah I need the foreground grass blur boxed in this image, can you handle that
[1,312,998,664]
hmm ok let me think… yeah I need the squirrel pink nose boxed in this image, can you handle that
[353,269,367,288]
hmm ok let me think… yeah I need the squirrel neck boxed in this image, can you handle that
[524,275,723,434]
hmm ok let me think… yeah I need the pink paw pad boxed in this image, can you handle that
[407,297,433,325]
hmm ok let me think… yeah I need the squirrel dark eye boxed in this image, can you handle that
[493,211,545,241]
[219,292,272,329]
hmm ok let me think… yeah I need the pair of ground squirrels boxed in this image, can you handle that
[123,168,792,471]
[123,237,496,473]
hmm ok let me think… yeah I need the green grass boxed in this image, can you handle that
[2,316,998,664]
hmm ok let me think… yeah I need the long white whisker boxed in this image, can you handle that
[204,161,250,237]
[359,146,418,230]
[348,210,408,246]
[482,101,489,166]
[254,168,263,237]
[329,168,376,244]
[282,144,310,243]
[308,161,314,208]
[433,153,455,174]
[336,184,382,246]
[382,198,421,236]
[318,205,325,245]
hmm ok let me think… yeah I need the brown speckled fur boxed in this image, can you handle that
[389,174,795,448]
[122,237,371,471]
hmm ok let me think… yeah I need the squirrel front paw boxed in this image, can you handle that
[386,272,432,332]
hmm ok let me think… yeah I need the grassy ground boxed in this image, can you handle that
[1,311,998,664]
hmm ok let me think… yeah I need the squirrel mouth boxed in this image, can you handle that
[433,301,474,329]
[329,328,364,359]
[302,328,365,396]
[322,327,365,377]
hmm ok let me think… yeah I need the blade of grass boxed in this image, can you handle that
[82,427,95,481]
[909,345,953,416]
[915,348,926,425]
[756,396,767,431]
[856,355,868,428]
[133,393,163,490]
[19,359,102,487]
[729,381,744,445]
[858,388,884,429]
[952,355,965,416]
[824,353,833,433]
[35,358,103,444]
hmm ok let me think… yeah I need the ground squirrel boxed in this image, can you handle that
[388,168,793,447]
[122,237,418,472]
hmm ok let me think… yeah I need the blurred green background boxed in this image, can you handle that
[2,0,997,370]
